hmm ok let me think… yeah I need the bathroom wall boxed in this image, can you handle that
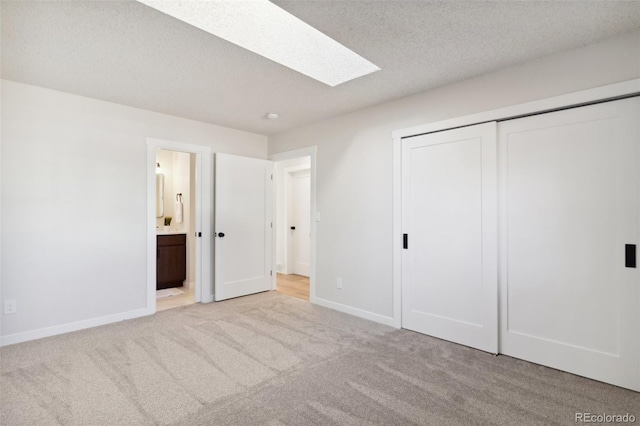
[156,149,174,229]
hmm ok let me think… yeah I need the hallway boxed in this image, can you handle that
[275,273,309,301]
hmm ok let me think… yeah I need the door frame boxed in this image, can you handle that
[269,146,318,303]
[146,138,214,314]
[392,78,640,329]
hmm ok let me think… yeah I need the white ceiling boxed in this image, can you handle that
[2,1,639,135]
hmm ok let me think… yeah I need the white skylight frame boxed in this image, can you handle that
[136,0,380,87]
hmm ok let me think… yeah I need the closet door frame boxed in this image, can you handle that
[392,79,640,329]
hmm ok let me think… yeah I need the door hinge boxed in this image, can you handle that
[270,270,273,276]
[403,234,408,249]
[270,222,273,228]
[271,174,273,180]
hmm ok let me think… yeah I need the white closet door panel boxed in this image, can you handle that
[402,122,498,353]
[499,97,640,391]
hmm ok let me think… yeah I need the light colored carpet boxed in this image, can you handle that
[1,291,638,425]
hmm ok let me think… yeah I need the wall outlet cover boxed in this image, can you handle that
[4,300,17,315]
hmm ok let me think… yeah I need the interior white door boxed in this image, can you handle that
[214,153,273,301]
[499,97,640,391]
[291,170,311,276]
[402,122,498,353]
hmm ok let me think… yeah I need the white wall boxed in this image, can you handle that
[155,149,174,228]
[172,151,193,285]
[172,152,191,232]
[268,31,640,322]
[1,80,267,341]
[275,156,310,273]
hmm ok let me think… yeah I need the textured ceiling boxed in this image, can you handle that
[2,0,640,135]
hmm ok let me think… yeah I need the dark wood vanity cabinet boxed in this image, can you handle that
[156,234,186,290]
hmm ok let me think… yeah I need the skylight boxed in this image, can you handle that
[136,0,380,87]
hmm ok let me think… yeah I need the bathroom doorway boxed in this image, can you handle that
[155,149,197,311]
[147,138,214,315]
[271,147,317,303]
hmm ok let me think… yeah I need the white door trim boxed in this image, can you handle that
[269,146,317,303]
[392,78,640,329]
[146,138,214,315]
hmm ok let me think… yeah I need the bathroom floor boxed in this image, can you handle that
[156,286,195,311]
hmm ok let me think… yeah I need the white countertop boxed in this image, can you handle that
[156,229,187,236]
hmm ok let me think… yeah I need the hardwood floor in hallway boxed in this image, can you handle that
[276,273,309,301]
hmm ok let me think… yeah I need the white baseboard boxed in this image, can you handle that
[0,298,397,347]
[0,307,153,347]
[312,296,398,328]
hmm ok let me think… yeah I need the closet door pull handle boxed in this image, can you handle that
[625,244,636,268]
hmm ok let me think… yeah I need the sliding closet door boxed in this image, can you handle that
[402,122,498,353]
[499,97,640,391]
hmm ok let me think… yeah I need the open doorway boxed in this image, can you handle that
[147,138,214,315]
[155,149,197,311]
[272,148,316,302]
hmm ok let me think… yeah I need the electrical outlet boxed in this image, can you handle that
[336,277,342,289]
[4,300,17,315]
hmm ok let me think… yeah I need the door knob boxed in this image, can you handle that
[218,232,225,238]
[290,226,296,230]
